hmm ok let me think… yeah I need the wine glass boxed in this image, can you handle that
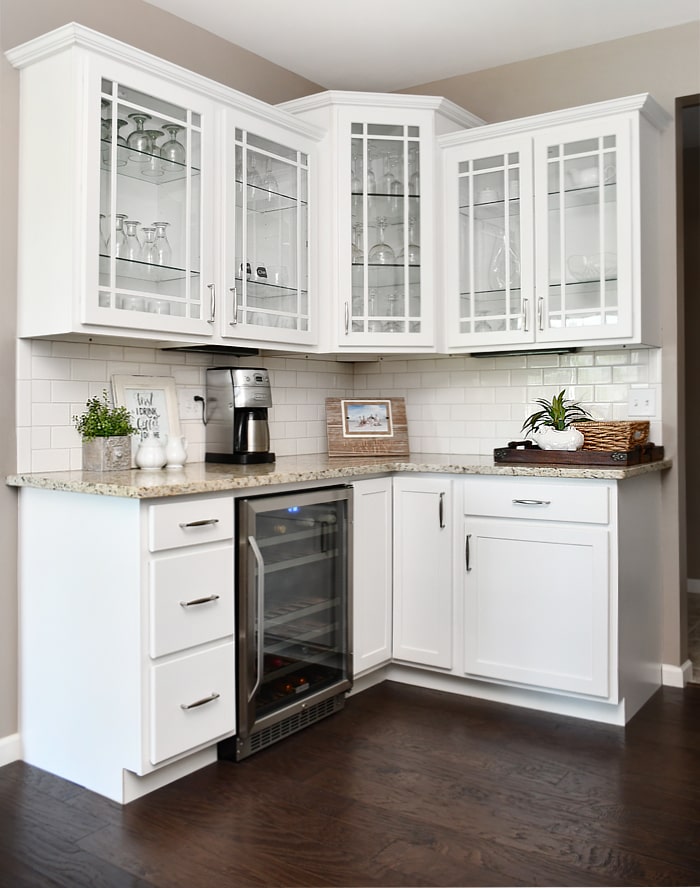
[126,113,151,161]
[152,222,173,266]
[140,227,157,263]
[247,156,262,200]
[352,223,364,265]
[368,217,394,264]
[123,220,141,261]
[160,123,186,171]
[398,217,420,265]
[99,214,109,254]
[262,159,279,203]
[114,214,128,258]
[408,146,420,195]
[141,129,164,178]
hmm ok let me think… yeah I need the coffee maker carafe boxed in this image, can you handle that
[205,367,275,464]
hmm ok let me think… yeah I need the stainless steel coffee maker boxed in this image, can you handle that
[205,367,275,464]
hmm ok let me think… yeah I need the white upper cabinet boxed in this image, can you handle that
[281,93,483,354]
[8,25,322,350]
[220,114,317,347]
[440,95,670,353]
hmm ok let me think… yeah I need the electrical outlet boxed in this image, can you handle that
[178,389,205,420]
[628,387,656,416]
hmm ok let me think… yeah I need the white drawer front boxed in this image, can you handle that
[148,496,233,552]
[150,642,235,764]
[464,477,610,524]
[149,548,234,658]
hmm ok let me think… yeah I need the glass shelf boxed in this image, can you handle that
[101,141,198,184]
[235,275,305,299]
[100,254,199,283]
[237,180,308,212]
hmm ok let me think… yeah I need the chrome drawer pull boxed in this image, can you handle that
[179,594,220,608]
[512,499,551,506]
[178,518,220,528]
[180,692,220,711]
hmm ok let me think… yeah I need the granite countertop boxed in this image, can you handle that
[6,452,672,498]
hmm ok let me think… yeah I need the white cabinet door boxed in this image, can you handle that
[393,477,453,668]
[443,133,535,350]
[220,111,318,347]
[352,477,393,675]
[533,114,633,344]
[463,518,610,697]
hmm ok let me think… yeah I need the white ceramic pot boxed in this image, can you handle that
[164,434,188,468]
[531,426,584,452]
[135,432,167,470]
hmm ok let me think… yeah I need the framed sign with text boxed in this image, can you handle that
[111,375,181,445]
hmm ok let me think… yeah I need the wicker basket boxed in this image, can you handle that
[573,420,650,452]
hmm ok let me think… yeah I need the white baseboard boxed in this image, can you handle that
[0,733,21,768]
[661,660,693,687]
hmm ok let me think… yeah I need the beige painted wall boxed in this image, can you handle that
[0,0,322,742]
[402,21,700,670]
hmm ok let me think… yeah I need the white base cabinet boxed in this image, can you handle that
[392,476,453,669]
[351,477,393,675]
[18,488,236,804]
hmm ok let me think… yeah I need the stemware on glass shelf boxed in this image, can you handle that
[351,155,362,193]
[123,220,142,261]
[126,113,151,161]
[142,130,164,178]
[398,217,420,265]
[140,227,157,263]
[114,213,128,258]
[247,157,262,200]
[160,123,186,170]
[352,223,364,265]
[368,216,394,264]
[408,146,420,195]
[153,222,173,266]
[99,214,109,254]
[262,159,279,201]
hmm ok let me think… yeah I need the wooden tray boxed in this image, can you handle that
[494,441,665,467]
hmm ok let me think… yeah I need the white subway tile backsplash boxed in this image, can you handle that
[16,340,662,469]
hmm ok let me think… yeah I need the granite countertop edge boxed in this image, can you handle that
[6,453,673,498]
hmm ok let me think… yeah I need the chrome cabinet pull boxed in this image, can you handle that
[180,692,220,711]
[179,594,220,608]
[178,518,220,528]
[439,492,446,528]
[522,297,529,333]
[344,301,350,335]
[229,286,239,326]
[512,499,551,506]
[207,283,216,323]
[465,533,472,572]
[248,535,265,704]
[537,296,544,331]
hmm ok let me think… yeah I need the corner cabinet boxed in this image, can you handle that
[8,24,321,351]
[440,95,670,353]
[281,92,483,354]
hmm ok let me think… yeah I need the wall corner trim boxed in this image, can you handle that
[661,660,693,687]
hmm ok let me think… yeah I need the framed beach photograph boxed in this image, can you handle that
[325,397,409,457]
[111,375,181,447]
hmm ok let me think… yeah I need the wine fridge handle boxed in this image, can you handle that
[248,535,265,704]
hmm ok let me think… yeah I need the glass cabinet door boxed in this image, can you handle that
[349,123,422,340]
[227,129,310,338]
[535,118,632,341]
[455,149,531,342]
[98,79,211,331]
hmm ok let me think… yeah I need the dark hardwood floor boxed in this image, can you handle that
[1,681,699,887]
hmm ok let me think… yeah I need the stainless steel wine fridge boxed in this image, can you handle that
[220,486,352,760]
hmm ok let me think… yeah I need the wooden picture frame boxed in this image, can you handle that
[111,375,181,448]
[325,397,409,457]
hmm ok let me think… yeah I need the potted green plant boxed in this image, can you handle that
[73,390,137,471]
[521,389,591,451]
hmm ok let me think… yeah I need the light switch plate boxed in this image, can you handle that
[628,387,656,416]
